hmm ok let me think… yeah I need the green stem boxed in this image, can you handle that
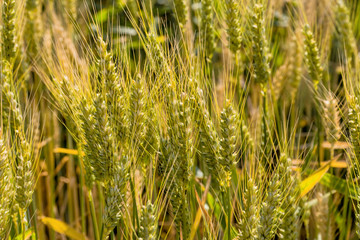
[88,191,100,240]
[20,209,26,240]
[224,188,231,240]
[78,145,87,234]
[67,134,78,230]
[100,223,105,240]
[317,116,322,167]
[205,60,214,117]
[30,198,38,240]
[130,175,139,230]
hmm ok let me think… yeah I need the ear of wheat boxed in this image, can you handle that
[303,24,323,91]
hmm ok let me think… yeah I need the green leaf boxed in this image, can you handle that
[301,143,317,172]
[124,35,167,49]
[41,217,86,240]
[206,189,237,239]
[14,229,34,240]
[95,8,114,24]
[320,173,358,199]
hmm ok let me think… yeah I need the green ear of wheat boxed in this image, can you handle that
[102,156,129,236]
[2,0,17,63]
[303,24,323,91]
[201,0,215,61]
[249,3,271,85]
[238,177,259,240]
[139,201,157,240]
[225,0,242,53]
[278,154,301,240]
[220,100,238,186]
[0,134,14,239]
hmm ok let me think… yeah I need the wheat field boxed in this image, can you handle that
[1,0,360,239]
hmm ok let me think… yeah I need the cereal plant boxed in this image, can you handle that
[1,0,360,239]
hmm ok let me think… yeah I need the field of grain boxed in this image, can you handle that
[1,0,360,239]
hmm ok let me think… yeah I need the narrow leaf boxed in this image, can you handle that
[41,217,86,240]
[53,148,79,155]
[300,155,339,197]
[95,8,114,24]
[320,173,358,199]
[190,177,211,240]
[14,229,33,240]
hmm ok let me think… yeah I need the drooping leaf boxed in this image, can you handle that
[41,217,86,240]
[299,156,339,197]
